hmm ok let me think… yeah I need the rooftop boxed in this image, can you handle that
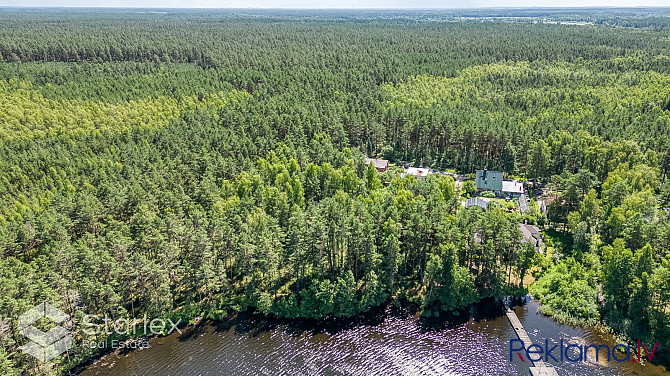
[476,170,503,191]
[465,197,490,210]
[365,158,389,170]
[519,223,542,253]
[502,180,524,194]
[405,167,431,177]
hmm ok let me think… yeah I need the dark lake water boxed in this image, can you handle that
[79,298,668,376]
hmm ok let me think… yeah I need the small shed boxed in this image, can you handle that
[365,158,389,172]
[465,197,490,210]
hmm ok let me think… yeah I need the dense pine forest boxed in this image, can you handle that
[0,8,669,375]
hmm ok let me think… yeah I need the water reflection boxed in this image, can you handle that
[515,298,667,376]
[79,298,668,376]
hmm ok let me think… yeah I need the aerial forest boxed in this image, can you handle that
[0,8,669,375]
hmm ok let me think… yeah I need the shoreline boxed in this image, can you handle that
[71,296,669,375]
[72,297,509,375]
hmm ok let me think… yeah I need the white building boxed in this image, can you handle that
[502,180,524,197]
[403,167,432,180]
[465,197,490,210]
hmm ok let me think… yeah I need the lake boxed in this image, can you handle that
[79,298,668,376]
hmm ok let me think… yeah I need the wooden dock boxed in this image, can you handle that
[505,307,559,376]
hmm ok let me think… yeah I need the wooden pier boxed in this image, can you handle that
[505,307,559,376]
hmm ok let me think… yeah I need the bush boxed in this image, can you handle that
[530,258,599,325]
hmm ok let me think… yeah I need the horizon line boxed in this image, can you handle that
[2,5,670,10]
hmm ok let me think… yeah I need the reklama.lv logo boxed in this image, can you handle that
[510,338,659,363]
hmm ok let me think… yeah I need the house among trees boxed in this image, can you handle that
[475,169,503,195]
[519,223,542,253]
[476,169,524,197]
[502,180,524,198]
[364,158,389,172]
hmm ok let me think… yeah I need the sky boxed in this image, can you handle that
[1,0,668,8]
